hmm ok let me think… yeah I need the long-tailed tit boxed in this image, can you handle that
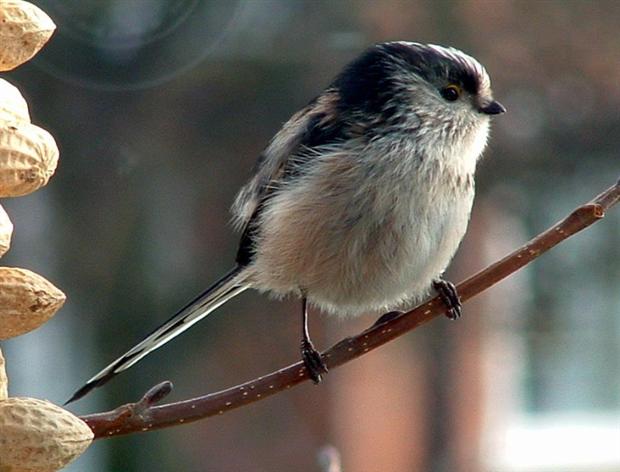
[68,41,505,403]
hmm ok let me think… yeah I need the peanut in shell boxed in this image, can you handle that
[0,78,30,123]
[0,397,93,471]
[0,267,65,340]
[0,122,59,197]
[0,0,56,71]
[0,347,6,400]
[0,204,13,257]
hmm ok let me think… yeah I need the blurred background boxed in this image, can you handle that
[2,1,619,471]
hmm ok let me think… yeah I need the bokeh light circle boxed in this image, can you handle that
[31,0,246,91]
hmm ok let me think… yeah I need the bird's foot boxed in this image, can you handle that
[433,278,462,320]
[301,338,328,384]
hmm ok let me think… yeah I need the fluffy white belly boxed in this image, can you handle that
[248,148,475,316]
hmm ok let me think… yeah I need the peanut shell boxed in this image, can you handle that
[0,0,56,71]
[0,204,14,256]
[0,467,53,472]
[0,267,65,340]
[0,397,93,471]
[1,468,53,472]
[0,122,59,197]
[0,467,51,471]
[0,347,6,400]
[0,78,30,123]
[0,467,54,471]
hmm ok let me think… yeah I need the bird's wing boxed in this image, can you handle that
[234,90,354,266]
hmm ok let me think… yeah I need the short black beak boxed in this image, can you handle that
[479,100,506,115]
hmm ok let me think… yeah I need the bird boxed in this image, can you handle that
[67,41,505,404]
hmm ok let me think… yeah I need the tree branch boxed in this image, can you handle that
[79,177,620,439]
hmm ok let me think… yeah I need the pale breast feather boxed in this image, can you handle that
[234,91,349,266]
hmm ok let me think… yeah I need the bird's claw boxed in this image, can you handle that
[433,279,462,320]
[301,338,328,383]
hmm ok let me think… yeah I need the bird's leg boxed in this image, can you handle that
[433,278,462,320]
[300,296,328,383]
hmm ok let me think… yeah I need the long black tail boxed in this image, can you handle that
[66,266,250,404]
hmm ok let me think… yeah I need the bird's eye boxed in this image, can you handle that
[441,84,461,102]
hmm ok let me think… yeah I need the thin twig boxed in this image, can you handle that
[79,177,620,439]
